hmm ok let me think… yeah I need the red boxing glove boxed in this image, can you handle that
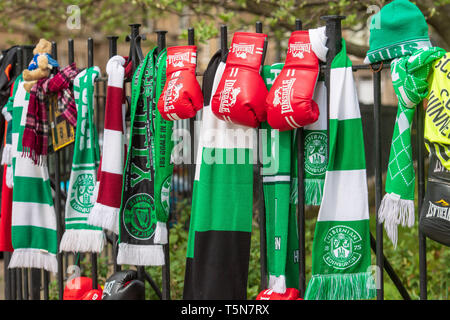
[81,289,103,300]
[157,45,203,120]
[63,277,102,300]
[211,32,268,128]
[256,288,300,300]
[266,31,320,131]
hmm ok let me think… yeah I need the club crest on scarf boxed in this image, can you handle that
[70,173,95,214]
[323,225,363,270]
[123,193,156,240]
[304,132,327,175]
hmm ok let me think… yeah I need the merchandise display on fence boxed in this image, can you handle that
[0,0,447,301]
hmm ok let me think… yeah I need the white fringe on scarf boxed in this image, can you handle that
[268,275,287,294]
[5,165,13,188]
[378,192,415,249]
[117,243,165,266]
[87,203,120,235]
[59,229,105,253]
[154,221,168,244]
[1,144,12,165]
[8,248,58,273]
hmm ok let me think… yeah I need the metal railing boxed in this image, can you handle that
[0,14,440,300]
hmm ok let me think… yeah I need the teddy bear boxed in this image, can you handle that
[22,38,59,92]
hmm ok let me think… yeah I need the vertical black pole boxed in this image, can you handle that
[51,41,64,300]
[4,252,11,299]
[156,29,171,300]
[87,37,99,291]
[373,68,384,300]
[220,25,228,61]
[107,35,121,274]
[107,36,119,59]
[416,103,427,300]
[23,269,29,300]
[255,20,268,292]
[294,18,307,298]
[16,269,22,300]
[188,28,196,199]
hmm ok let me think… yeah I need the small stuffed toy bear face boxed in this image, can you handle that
[33,39,52,55]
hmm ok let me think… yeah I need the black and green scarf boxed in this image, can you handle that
[117,47,174,266]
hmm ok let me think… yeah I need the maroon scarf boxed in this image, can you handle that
[22,63,78,165]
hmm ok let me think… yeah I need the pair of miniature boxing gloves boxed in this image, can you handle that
[158,27,327,131]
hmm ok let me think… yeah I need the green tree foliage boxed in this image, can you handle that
[0,1,449,57]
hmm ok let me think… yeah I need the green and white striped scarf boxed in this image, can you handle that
[305,40,375,300]
[261,63,299,293]
[379,47,446,248]
[303,79,327,206]
[8,74,58,273]
[59,67,104,253]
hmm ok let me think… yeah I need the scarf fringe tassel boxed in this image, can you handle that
[8,248,58,273]
[268,275,287,294]
[304,178,324,206]
[5,165,13,188]
[88,203,120,234]
[305,272,376,300]
[117,243,165,266]
[1,144,12,166]
[59,229,105,253]
[378,193,415,248]
[154,221,168,244]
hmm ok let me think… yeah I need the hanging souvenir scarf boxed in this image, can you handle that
[117,47,174,266]
[379,47,446,248]
[259,62,299,294]
[183,51,254,299]
[305,40,375,300]
[59,67,104,253]
[8,74,57,273]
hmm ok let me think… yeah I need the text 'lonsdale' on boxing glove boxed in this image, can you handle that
[266,31,320,131]
[102,270,145,300]
[211,32,268,128]
[157,45,203,121]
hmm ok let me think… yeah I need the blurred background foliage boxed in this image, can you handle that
[0,1,449,58]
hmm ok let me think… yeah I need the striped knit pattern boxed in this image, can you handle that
[88,56,128,234]
[8,75,58,273]
[305,40,375,300]
[60,67,104,253]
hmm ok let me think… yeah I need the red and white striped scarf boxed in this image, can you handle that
[88,56,131,234]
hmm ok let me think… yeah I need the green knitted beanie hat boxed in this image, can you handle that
[364,0,431,64]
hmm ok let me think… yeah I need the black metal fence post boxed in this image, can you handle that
[155,29,171,300]
[51,41,65,300]
[416,102,427,300]
[372,66,385,300]
[294,18,307,298]
[255,20,268,292]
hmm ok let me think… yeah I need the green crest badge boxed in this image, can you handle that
[161,176,172,214]
[70,173,95,214]
[123,193,157,240]
[304,132,327,175]
[323,225,363,270]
